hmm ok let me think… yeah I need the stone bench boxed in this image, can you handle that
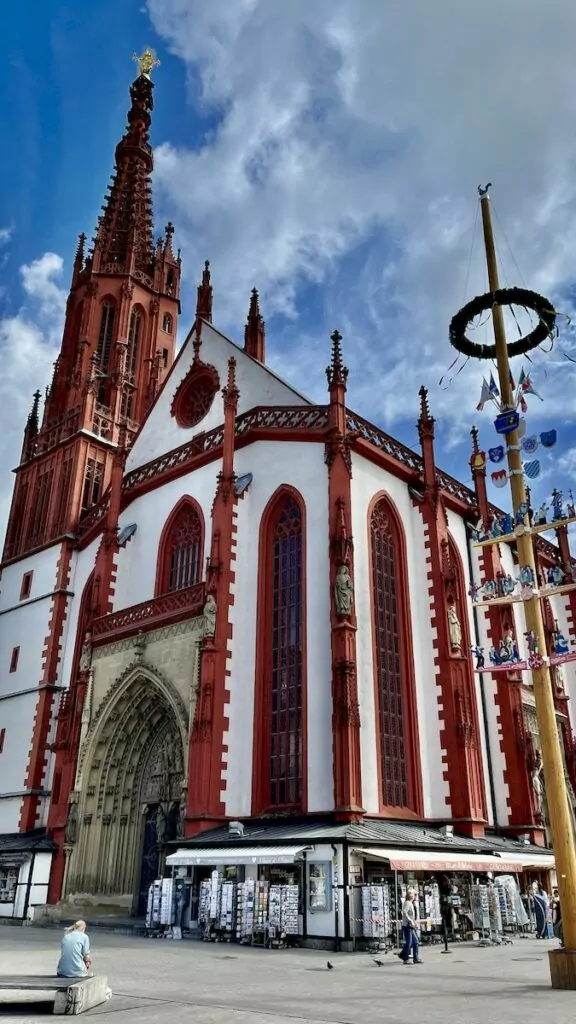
[0,974,110,1015]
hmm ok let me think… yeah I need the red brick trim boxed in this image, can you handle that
[366,491,423,817]
[46,571,94,902]
[19,541,73,832]
[154,495,205,597]
[251,486,308,816]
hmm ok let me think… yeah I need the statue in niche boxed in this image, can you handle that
[334,564,354,617]
[155,806,166,846]
[532,752,545,817]
[202,594,217,637]
[79,634,92,673]
[65,803,78,845]
[133,631,146,661]
[447,604,462,651]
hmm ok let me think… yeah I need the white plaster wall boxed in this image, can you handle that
[112,462,219,611]
[0,691,38,832]
[469,544,510,827]
[448,516,493,825]
[126,321,310,472]
[222,441,332,817]
[56,542,100,696]
[350,453,449,818]
[0,545,60,611]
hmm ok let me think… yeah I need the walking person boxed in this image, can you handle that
[552,890,563,948]
[56,920,92,978]
[399,888,422,964]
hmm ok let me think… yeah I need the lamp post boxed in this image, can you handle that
[453,186,576,987]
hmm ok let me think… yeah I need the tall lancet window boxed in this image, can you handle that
[121,307,142,419]
[156,498,204,596]
[370,496,421,813]
[253,489,306,813]
[96,301,115,370]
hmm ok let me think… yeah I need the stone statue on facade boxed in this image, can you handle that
[532,753,544,816]
[447,605,462,651]
[334,564,354,617]
[79,634,92,673]
[155,806,166,846]
[65,802,78,845]
[202,594,217,637]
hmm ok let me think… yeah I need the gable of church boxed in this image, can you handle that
[126,320,310,472]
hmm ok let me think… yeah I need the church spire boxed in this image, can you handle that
[92,52,157,275]
[244,288,266,362]
[196,260,213,323]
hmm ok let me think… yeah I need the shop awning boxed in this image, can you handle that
[496,851,555,870]
[166,845,311,867]
[352,847,518,872]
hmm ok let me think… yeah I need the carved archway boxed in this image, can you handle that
[66,666,187,911]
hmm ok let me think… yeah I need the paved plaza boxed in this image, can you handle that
[0,925,574,1023]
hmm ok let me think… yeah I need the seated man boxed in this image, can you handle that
[56,920,92,978]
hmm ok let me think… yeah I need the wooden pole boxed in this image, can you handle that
[480,190,576,983]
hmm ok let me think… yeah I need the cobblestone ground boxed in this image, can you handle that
[0,926,574,1023]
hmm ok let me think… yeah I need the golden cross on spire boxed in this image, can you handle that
[132,48,161,78]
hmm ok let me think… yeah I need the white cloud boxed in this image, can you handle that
[0,254,66,537]
[146,0,576,445]
[0,227,12,248]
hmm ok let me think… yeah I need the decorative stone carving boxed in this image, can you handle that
[334,564,354,617]
[532,752,544,816]
[447,604,462,651]
[133,631,147,661]
[65,803,78,845]
[202,594,217,637]
[79,633,92,673]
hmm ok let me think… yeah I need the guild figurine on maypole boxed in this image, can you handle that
[449,183,576,988]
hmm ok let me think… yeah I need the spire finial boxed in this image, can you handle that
[470,425,480,454]
[74,233,86,266]
[196,260,213,323]
[244,287,266,362]
[326,329,349,389]
[223,356,240,410]
[132,48,161,79]
[418,384,431,420]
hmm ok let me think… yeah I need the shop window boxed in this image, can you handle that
[308,861,333,913]
[0,867,17,904]
[0,728,5,754]
[20,571,33,600]
[253,488,306,813]
[370,495,421,813]
[9,647,19,673]
[155,498,204,596]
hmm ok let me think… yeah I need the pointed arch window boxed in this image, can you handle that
[96,301,115,370]
[162,313,173,334]
[370,496,421,812]
[253,490,306,813]
[156,499,204,596]
[121,307,142,419]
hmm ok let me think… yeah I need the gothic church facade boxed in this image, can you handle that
[1,63,575,917]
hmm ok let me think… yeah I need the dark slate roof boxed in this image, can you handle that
[0,829,56,853]
[170,817,547,858]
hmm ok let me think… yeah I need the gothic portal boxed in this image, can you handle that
[65,669,186,914]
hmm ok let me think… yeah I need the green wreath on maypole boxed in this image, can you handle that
[449,286,557,360]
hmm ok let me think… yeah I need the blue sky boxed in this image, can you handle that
[2,1,576,535]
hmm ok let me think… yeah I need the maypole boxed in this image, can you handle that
[449,185,576,988]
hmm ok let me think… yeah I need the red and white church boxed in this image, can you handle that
[0,60,572,924]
